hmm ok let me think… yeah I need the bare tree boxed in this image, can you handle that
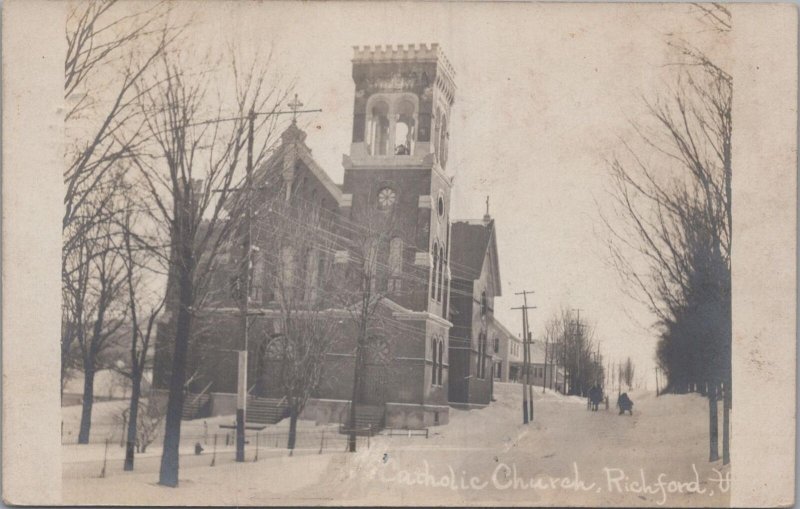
[335,208,398,453]
[600,4,731,463]
[116,397,166,454]
[62,0,177,405]
[132,46,287,486]
[623,357,635,390]
[543,308,602,396]
[254,197,339,451]
[74,218,127,444]
[115,199,166,471]
[63,0,176,276]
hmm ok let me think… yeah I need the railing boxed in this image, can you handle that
[337,423,378,437]
[62,428,370,479]
[190,382,214,405]
[383,427,429,438]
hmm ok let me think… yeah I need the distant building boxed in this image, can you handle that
[508,339,564,392]
[489,318,522,383]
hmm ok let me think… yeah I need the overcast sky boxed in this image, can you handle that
[179,1,726,384]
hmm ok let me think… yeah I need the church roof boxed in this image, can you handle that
[253,123,345,205]
[449,218,502,296]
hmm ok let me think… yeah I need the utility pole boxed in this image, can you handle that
[571,309,582,396]
[594,341,601,387]
[513,314,528,423]
[542,333,548,393]
[513,290,536,423]
[234,108,256,463]
[562,323,568,394]
[213,94,322,463]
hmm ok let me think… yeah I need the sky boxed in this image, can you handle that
[171,1,727,384]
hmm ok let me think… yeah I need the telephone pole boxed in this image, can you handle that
[562,322,568,394]
[571,308,583,396]
[513,309,529,423]
[213,95,321,463]
[513,290,536,423]
[234,109,256,462]
[542,333,548,393]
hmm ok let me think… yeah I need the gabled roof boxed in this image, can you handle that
[253,123,345,206]
[449,218,502,296]
[296,145,345,205]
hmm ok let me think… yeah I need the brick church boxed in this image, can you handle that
[154,44,505,429]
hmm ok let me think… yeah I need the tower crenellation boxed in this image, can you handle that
[347,42,456,169]
[352,43,456,83]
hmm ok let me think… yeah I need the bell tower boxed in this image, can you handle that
[341,44,457,318]
[346,43,456,169]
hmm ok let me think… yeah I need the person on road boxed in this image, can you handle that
[617,392,634,415]
[588,384,602,411]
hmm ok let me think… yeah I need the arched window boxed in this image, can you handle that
[438,113,449,167]
[388,237,403,292]
[436,246,444,302]
[480,291,487,316]
[477,332,486,379]
[364,238,379,292]
[431,338,438,386]
[437,338,444,385]
[367,101,390,156]
[279,246,295,302]
[431,242,439,300]
[433,107,442,163]
[394,99,416,155]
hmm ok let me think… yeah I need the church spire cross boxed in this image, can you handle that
[486,195,490,216]
[288,93,304,123]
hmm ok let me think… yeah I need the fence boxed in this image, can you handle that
[62,428,370,480]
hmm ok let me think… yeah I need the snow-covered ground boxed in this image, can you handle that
[62,384,730,506]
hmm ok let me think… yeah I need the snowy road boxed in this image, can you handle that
[63,384,730,506]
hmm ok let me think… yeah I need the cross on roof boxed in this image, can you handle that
[288,93,304,123]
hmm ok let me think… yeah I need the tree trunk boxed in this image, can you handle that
[348,341,362,453]
[709,382,720,462]
[158,263,193,487]
[722,381,730,464]
[124,371,142,471]
[287,406,298,450]
[78,355,96,444]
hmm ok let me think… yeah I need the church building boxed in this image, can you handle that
[154,43,508,430]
